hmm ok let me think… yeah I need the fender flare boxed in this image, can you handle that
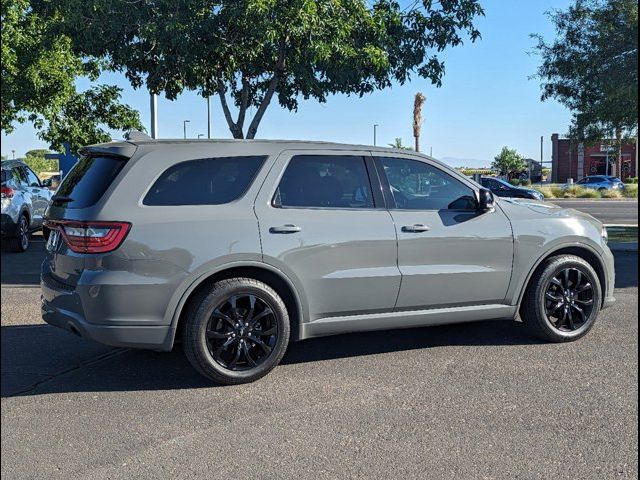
[162,261,306,351]
[513,241,607,309]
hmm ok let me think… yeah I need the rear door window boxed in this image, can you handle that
[143,156,266,206]
[274,155,374,209]
[54,156,128,208]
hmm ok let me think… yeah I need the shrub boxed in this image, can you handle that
[576,187,601,198]
[600,189,622,199]
[520,179,532,186]
[550,186,566,198]
[509,179,521,186]
[534,187,555,198]
[622,184,638,198]
[623,177,638,184]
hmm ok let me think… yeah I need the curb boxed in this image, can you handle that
[548,198,638,202]
[609,242,638,252]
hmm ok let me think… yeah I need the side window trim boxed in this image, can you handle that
[271,154,382,211]
[373,156,479,212]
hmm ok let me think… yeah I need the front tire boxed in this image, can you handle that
[9,214,30,252]
[521,255,602,342]
[183,278,290,385]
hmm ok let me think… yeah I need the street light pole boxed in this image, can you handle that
[207,96,211,139]
[183,120,190,139]
[373,124,379,146]
[150,93,158,139]
[198,134,204,139]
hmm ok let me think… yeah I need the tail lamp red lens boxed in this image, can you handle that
[45,220,131,254]
[1,186,14,198]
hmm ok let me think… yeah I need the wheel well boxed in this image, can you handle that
[520,246,607,313]
[175,267,301,342]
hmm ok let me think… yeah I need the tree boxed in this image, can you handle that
[388,138,412,150]
[533,0,638,174]
[22,149,58,175]
[48,0,484,139]
[413,93,426,152]
[1,0,144,152]
[492,147,527,180]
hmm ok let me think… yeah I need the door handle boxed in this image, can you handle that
[269,224,302,234]
[401,224,430,233]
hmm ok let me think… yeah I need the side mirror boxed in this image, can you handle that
[42,179,52,187]
[478,188,495,212]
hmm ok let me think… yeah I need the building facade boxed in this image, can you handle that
[551,134,638,183]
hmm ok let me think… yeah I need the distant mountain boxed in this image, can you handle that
[438,157,492,169]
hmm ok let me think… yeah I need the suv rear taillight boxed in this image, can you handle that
[45,220,131,254]
[1,186,14,198]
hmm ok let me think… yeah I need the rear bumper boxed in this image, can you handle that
[1,213,17,237]
[41,276,174,351]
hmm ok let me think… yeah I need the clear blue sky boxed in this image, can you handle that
[1,0,572,168]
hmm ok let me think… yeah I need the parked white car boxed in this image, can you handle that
[1,160,54,252]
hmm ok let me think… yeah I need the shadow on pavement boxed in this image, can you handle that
[1,234,45,286]
[2,319,540,398]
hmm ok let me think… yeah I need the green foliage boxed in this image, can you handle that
[533,0,638,141]
[458,167,493,177]
[491,147,527,179]
[21,149,58,175]
[623,177,638,184]
[388,138,412,150]
[47,0,484,139]
[1,0,144,152]
[509,179,521,186]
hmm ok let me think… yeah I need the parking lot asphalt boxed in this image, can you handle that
[548,199,638,225]
[1,239,638,479]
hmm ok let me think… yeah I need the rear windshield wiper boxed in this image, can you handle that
[51,195,74,203]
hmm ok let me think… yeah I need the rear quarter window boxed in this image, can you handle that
[54,156,128,208]
[143,156,266,206]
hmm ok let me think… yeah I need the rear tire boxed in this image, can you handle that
[183,277,290,385]
[9,214,29,252]
[521,255,601,342]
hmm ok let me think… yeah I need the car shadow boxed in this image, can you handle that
[1,233,46,286]
[1,319,541,398]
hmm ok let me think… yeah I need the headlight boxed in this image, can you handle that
[602,226,608,244]
[532,191,544,200]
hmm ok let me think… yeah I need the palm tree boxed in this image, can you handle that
[413,92,426,152]
[388,138,412,150]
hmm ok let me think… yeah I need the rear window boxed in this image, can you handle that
[1,170,7,183]
[143,156,266,206]
[54,156,127,208]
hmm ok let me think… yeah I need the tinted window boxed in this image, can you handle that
[55,156,128,208]
[1,170,9,184]
[12,167,27,186]
[379,157,477,210]
[23,167,40,187]
[274,155,374,209]
[144,156,266,206]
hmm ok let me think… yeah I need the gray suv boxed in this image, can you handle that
[41,137,615,384]
[2,160,54,252]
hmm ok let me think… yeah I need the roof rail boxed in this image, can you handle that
[125,130,154,142]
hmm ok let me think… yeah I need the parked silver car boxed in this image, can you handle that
[41,138,616,384]
[1,160,54,252]
[573,175,626,192]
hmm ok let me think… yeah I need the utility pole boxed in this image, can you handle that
[150,93,158,139]
[183,120,190,139]
[11,150,15,160]
[373,124,378,146]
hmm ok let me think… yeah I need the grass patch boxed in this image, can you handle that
[533,186,556,199]
[576,188,602,198]
[622,184,638,198]
[600,189,623,199]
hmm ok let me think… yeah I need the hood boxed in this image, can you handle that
[498,197,603,227]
